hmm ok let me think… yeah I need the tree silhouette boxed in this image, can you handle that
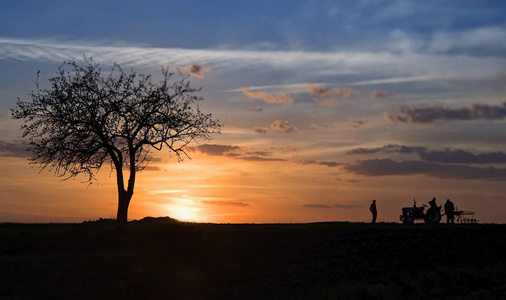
[12,58,221,227]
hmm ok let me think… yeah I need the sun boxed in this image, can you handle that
[155,201,203,222]
[178,213,191,222]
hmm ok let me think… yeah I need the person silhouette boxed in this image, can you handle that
[428,197,437,210]
[444,199,455,224]
[370,200,377,224]
[426,197,440,223]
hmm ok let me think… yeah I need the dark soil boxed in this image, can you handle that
[1,218,505,299]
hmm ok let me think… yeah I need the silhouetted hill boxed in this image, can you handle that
[1,221,505,299]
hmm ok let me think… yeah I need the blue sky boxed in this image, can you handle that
[1,0,506,223]
[3,0,506,51]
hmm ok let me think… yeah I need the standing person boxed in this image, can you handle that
[370,200,377,224]
[428,197,437,210]
[444,199,455,224]
[427,197,437,218]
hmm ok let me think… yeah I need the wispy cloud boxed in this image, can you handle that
[0,37,381,71]
[230,83,328,93]
[201,200,250,207]
[428,26,506,54]
[350,75,436,86]
[1,37,503,83]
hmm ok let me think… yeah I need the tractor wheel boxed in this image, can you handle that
[424,211,442,224]
[403,216,414,224]
[433,211,441,223]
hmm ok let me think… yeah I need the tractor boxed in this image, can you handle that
[400,198,442,224]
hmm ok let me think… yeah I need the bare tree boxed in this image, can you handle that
[12,58,221,227]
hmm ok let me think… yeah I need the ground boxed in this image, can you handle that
[1,218,505,299]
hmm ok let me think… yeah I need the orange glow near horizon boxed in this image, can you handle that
[2,128,506,225]
[1,144,505,224]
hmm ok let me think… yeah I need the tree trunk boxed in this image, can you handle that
[116,190,133,229]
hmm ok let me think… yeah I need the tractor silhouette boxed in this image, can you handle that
[400,198,442,224]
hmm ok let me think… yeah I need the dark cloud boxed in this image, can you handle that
[302,204,333,209]
[0,141,29,158]
[345,158,506,181]
[334,204,362,209]
[310,118,368,130]
[372,89,391,99]
[187,144,240,156]
[346,147,379,155]
[190,64,211,78]
[246,151,271,157]
[201,200,250,207]
[177,64,211,78]
[276,145,298,153]
[335,178,360,184]
[388,103,506,124]
[187,143,286,162]
[253,126,269,134]
[306,84,357,107]
[271,120,298,133]
[347,144,506,164]
[143,166,165,171]
[348,117,368,129]
[241,88,294,105]
[297,160,342,167]
[299,159,318,165]
[237,156,286,162]
[347,144,427,155]
[319,161,342,167]
[420,149,506,164]
[248,106,264,112]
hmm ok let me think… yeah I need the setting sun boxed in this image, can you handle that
[178,214,191,222]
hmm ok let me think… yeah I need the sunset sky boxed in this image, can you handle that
[1,0,506,224]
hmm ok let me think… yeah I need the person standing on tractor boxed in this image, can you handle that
[444,199,455,224]
[426,197,438,222]
[370,200,377,224]
[428,197,437,213]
